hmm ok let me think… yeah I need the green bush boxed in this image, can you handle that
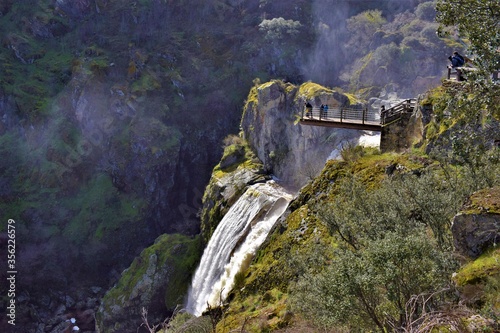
[288,166,484,331]
[339,141,365,165]
[290,230,451,331]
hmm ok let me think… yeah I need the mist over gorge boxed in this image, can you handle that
[1,0,496,332]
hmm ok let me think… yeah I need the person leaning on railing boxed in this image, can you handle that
[448,51,466,81]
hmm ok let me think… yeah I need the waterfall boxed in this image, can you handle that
[186,181,292,316]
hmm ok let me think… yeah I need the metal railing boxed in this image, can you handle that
[301,106,379,124]
[301,99,416,127]
[447,66,479,81]
[380,99,416,125]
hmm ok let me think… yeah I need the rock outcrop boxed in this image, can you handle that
[199,138,269,243]
[96,234,201,333]
[452,213,500,259]
[241,80,361,190]
[379,99,432,152]
[452,187,500,259]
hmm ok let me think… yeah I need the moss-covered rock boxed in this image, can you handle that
[199,135,270,244]
[452,187,500,259]
[96,233,201,333]
[453,246,500,325]
[454,246,500,287]
[241,80,361,191]
[465,186,500,215]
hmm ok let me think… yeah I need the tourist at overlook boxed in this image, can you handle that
[448,51,465,81]
[305,102,312,118]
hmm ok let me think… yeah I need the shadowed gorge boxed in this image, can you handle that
[1,0,499,332]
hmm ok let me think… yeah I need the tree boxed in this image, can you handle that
[436,0,500,74]
[258,17,302,44]
[436,0,500,118]
[346,10,386,57]
[289,173,461,331]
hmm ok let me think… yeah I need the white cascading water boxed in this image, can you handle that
[186,181,292,316]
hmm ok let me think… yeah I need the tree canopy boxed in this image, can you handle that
[436,0,500,118]
[436,0,500,73]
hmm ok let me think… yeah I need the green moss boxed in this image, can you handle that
[425,119,440,140]
[102,233,201,311]
[217,289,290,333]
[293,150,428,209]
[243,86,259,111]
[237,205,331,296]
[213,138,262,177]
[199,135,267,243]
[421,86,449,106]
[218,143,245,170]
[131,71,162,93]
[454,246,500,286]
[344,92,363,104]
[61,173,145,245]
[258,81,276,90]
[465,187,500,214]
[298,81,334,100]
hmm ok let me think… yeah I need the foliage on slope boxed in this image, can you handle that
[310,1,462,99]
[216,139,499,332]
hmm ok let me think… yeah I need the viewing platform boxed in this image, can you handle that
[300,99,416,131]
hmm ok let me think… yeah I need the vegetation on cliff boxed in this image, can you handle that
[211,135,499,332]
[199,134,269,244]
[0,1,313,330]
[182,1,500,331]
[97,233,201,333]
[1,0,499,332]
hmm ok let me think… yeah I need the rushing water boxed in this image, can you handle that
[358,131,381,147]
[186,181,292,316]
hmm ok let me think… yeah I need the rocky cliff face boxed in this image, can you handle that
[0,1,312,330]
[96,233,201,333]
[65,70,189,234]
[198,140,270,243]
[452,187,500,259]
[241,80,362,190]
[94,79,367,332]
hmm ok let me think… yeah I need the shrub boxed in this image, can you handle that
[339,141,365,164]
[289,139,500,330]
[258,17,302,43]
[289,169,471,331]
[290,230,452,331]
